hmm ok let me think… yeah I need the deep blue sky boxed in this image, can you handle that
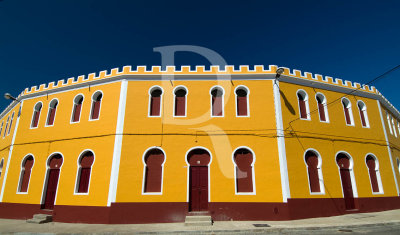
[1,0,399,110]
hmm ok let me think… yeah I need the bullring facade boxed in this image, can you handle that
[0,65,399,223]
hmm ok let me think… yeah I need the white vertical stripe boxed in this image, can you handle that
[107,80,128,206]
[272,80,291,202]
[0,101,23,202]
[377,100,399,195]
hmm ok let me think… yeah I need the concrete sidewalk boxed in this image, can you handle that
[0,209,400,234]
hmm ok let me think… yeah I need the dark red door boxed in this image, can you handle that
[43,169,60,210]
[340,169,355,210]
[189,166,208,211]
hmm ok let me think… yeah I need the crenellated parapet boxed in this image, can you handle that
[21,65,378,95]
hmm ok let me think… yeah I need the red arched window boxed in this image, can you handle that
[46,99,58,126]
[358,101,369,127]
[366,155,380,193]
[316,94,328,122]
[211,87,223,116]
[149,88,162,116]
[297,91,308,119]
[0,159,4,178]
[7,112,14,136]
[143,149,165,193]
[18,155,34,193]
[305,151,321,193]
[72,95,83,122]
[31,102,42,128]
[236,87,248,116]
[342,98,353,125]
[174,88,187,116]
[76,151,94,193]
[91,92,103,120]
[233,148,254,193]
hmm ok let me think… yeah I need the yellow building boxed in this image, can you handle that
[0,65,398,223]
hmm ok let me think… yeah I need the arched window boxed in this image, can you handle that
[31,102,42,128]
[3,116,9,138]
[233,148,255,194]
[143,148,165,193]
[46,99,58,126]
[76,151,94,194]
[174,87,187,117]
[392,117,397,137]
[149,87,163,117]
[316,93,328,122]
[398,122,400,137]
[42,154,63,209]
[297,90,309,120]
[342,98,354,125]
[211,87,224,117]
[71,95,84,123]
[304,150,324,193]
[0,121,3,137]
[235,86,249,117]
[0,158,3,177]
[397,158,400,176]
[18,155,34,193]
[386,112,393,134]
[366,155,383,194]
[90,91,103,120]
[357,101,369,128]
[7,112,14,136]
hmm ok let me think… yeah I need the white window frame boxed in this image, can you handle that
[296,89,311,120]
[357,100,370,128]
[70,94,84,124]
[74,149,95,195]
[45,98,59,127]
[148,86,164,118]
[210,86,225,117]
[173,86,188,118]
[364,154,384,194]
[315,93,329,123]
[303,148,325,195]
[232,146,256,195]
[141,147,166,195]
[341,98,355,126]
[89,90,103,121]
[234,85,250,117]
[30,102,43,129]
[17,154,35,194]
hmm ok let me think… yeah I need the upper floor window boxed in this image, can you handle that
[210,86,224,117]
[0,122,3,137]
[392,117,398,137]
[149,87,163,117]
[357,101,369,128]
[90,91,103,120]
[71,95,84,123]
[0,158,3,177]
[316,93,328,122]
[7,112,14,136]
[342,98,354,126]
[366,155,383,194]
[386,112,393,134]
[31,102,42,128]
[297,90,310,120]
[235,86,249,117]
[3,116,9,138]
[174,87,187,117]
[46,99,58,126]
[398,122,400,137]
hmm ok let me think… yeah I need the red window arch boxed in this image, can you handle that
[19,155,34,192]
[174,88,187,116]
[297,91,308,119]
[305,151,321,193]
[91,92,103,120]
[233,148,254,193]
[342,98,353,125]
[72,95,83,122]
[236,87,248,116]
[358,101,369,127]
[31,102,42,128]
[46,99,58,126]
[366,155,380,193]
[76,151,94,193]
[143,148,165,193]
[149,88,162,116]
[211,87,223,116]
[316,94,327,122]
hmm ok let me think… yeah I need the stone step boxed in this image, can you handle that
[184,215,212,226]
[27,214,52,224]
[185,216,212,222]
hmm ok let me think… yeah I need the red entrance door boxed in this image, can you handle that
[43,169,60,209]
[189,166,208,211]
[340,169,355,210]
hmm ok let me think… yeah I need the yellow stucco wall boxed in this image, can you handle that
[116,79,284,203]
[279,81,398,199]
[2,81,122,206]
